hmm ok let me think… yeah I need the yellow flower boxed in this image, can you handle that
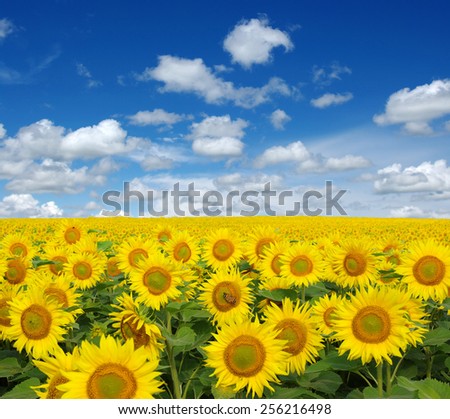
[199,269,253,325]
[280,242,325,287]
[310,293,344,338]
[396,240,450,302]
[59,335,162,399]
[1,233,35,259]
[243,226,279,267]
[259,241,289,279]
[129,252,183,310]
[64,252,104,290]
[333,286,411,365]
[204,318,289,398]
[6,287,75,359]
[115,236,156,274]
[33,347,79,399]
[164,231,200,266]
[263,298,324,374]
[110,293,163,360]
[203,228,243,271]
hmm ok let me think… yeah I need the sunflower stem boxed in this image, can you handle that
[165,312,182,399]
[377,362,384,398]
[385,363,392,396]
[301,285,306,304]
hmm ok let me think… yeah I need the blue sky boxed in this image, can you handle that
[1,0,450,218]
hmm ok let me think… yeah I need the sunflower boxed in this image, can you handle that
[106,255,123,278]
[263,298,323,374]
[257,275,295,312]
[258,241,289,280]
[115,236,156,275]
[310,293,344,338]
[204,318,289,398]
[28,270,82,314]
[33,347,79,399]
[59,335,162,399]
[5,287,75,358]
[244,226,279,267]
[333,286,410,365]
[199,269,254,325]
[279,242,324,287]
[329,239,379,289]
[57,220,86,246]
[374,260,401,287]
[401,296,429,347]
[2,256,31,286]
[129,252,183,310]
[41,245,71,276]
[0,284,21,339]
[110,293,163,360]
[164,231,200,266]
[396,240,450,302]
[203,228,243,271]
[1,233,35,259]
[64,252,104,290]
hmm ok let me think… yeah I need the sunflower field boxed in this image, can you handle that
[0,216,450,400]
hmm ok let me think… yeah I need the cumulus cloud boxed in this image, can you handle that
[223,17,293,68]
[253,140,370,172]
[188,115,247,159]
[270,109,291,130]
[0,194,63,217]
[0,18,15,41]
[373,79,450,135]
[374,160,450,194]
[0,123,6,139]
[310,92,353,108]
[127,108,192,127]
[136,55,293,108]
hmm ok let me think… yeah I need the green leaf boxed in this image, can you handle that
[269,385,318,399]
[363,386,382,399]
[97,240,113,252]
[258,288,298,302]
[165,326,196,348]
[389,384,417,399]
[306,350,361,373]
[0,358,23,378]
[396,377,450,399]
[423,327,450,346]
[0,378,40,399]
[300,370,343,395]
[445,357,450,370]
[211,385,237,399]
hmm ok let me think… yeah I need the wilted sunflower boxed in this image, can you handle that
[204,318,289,398]
[263,298,323,374]
[203,228,243,271]
[396,240,450,302]
[129,252,183,310]
[199,269,253,325]
[333,286,410,365]
[59,335,162,399]
[6,287,75,358]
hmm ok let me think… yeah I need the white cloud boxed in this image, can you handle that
[253,140,370,172]
[390,206,426,218]
[223,17,293,68]
[312,62,351,85]
[254,141,310,169]
[0,194,63,217]
[5,159,106,194]
[136,55,293,108]
[374,160,450,193]
[310,92,353,108]
[270,109,291,130]
[76,63,102,88]
[0,18,14,40]
[61,119,128,159]
[127,108,191,127]
[0,123,6,139]
[188,115,247,159]
[373,79,450,135]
